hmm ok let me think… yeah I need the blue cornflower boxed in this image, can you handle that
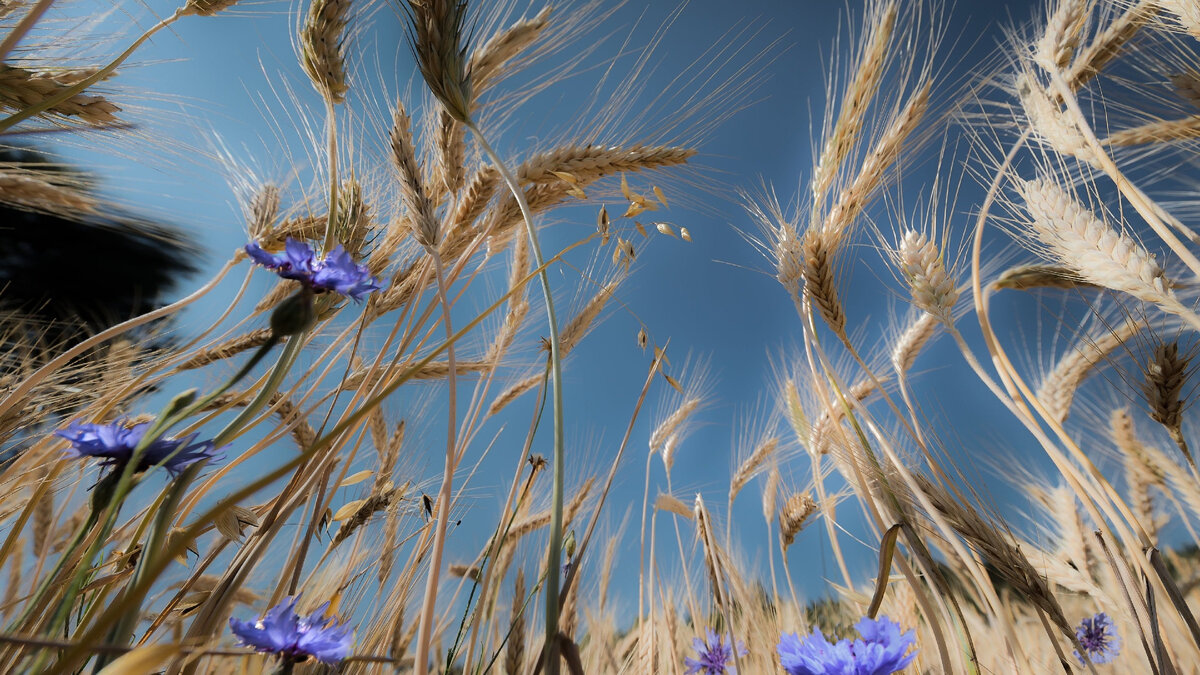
[229,597,354,665]
[245,238,381,301]
[56,419,223,478]
[777,615,917,675]
[1074,612,1120,665]
[685,628,747,674]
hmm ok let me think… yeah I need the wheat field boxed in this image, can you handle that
[1,0,1199,673]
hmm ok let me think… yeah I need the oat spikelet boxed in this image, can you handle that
[730,437,778,503]
[897,229,958,324]
[1017,177,1173,304]
[181,0,241,16]
[0,65,120,124]
[1037,317,1141,423]
[332,491,393,546]
[1104,116,1200,146]
[299,0,351,103]
[390,102,440,247]
[780,491,817,548]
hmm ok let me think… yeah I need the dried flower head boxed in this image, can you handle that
[245,238,381,301]
[1073,612,1120,665]
[229,597,354,665]
[777,615,917,675]
[685,628,747,674]
[56,419,224,478]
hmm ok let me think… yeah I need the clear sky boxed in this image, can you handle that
[41,0,1056,619]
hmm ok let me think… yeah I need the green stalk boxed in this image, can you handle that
[465,119,566,673]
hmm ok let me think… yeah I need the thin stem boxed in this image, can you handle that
[321,99,340,254]
[413,248,459,675]
[465,120,566,675]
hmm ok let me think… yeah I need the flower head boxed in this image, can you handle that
[1074,612,1120,665]
[229,597,354,665]
[56,419,223,478]
[246,238,381,301]
[685,628,747,674]
[777,615,917,675]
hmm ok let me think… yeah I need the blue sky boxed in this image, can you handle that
[41,0,1059,617]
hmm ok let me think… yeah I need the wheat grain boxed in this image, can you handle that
[1035,0,1088,71]
[1037,317,1142,423]
[891,311,939,375]
[1104,116,1200,146]
[469,7,551,94]
[1017,177,1173,304]
[780,491,817,548]
[505,570,526,675]
[0,65,119,125]
[1015,72,1094,161]
[730,437,778,503]
[992,263,1093,290]
[810,1,897,204]
[1161,0,1200,39]
[299,0,350,103]
[802,230,847,340]
[390,102,440,248]
[897,229,958,324]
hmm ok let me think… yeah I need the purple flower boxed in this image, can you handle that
[685,628,747,674]
[246,238,381,301]
[1074,612,1120,665]
[229,597,354,665]
[56,420,223,478]
[777,616,917,675]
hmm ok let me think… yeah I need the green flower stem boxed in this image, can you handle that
[214,330,306,447]
[91,337,280,669]
[465,119,566,674]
